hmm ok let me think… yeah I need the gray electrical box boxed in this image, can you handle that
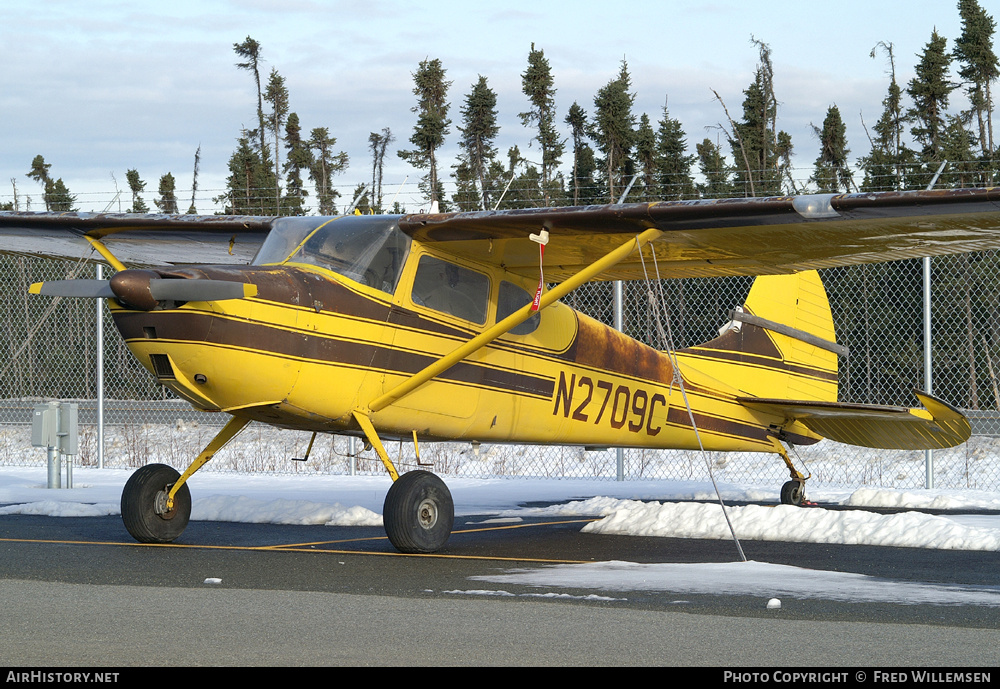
[58,403,78,456]
[31,402,59,448]
[31,402,78,454]
[31,401,79,489]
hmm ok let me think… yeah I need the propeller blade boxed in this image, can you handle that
[29,280,115,298]
[148,279,257,302]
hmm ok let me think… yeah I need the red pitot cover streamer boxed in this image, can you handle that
[531,243,545,311]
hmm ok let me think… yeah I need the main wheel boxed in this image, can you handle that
[383,470,454,553]
[780,480,805,506]
[121,463,191,543]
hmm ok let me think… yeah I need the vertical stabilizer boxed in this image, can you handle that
[675,270,840,402]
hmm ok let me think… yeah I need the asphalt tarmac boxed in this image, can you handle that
[0,509,998,666]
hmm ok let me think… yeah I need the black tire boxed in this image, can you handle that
[121,463,191,543]
[780,480,805,506]
[383,470,454,553]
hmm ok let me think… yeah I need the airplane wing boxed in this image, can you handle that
[3,188,1000,277]
[0,211,276,266]
[398,188,1000,281]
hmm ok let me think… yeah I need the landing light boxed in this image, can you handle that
[792,194,839,219]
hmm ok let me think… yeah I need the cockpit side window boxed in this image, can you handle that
[411,256,490,324]
[286,216,411,294]
[496,281,540,335]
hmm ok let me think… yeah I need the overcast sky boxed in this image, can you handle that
[0,0,976,212]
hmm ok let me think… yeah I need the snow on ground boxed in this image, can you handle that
[466,560,1000,607]
[2,465,999,550]
[2,465,999,607]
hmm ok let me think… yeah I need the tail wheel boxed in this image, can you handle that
[780,479,805,506]
[383,470,454,553]
[121,463,191,543]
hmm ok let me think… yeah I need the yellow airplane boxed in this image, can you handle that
[1,188,996,553]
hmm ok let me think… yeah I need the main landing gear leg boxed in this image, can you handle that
[120,415,251,543]
[352,411,454,554]
[770,437,809,507]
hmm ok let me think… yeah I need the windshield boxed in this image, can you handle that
[251,217,326,266]
[287,215,411,294]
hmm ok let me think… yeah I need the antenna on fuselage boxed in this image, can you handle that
[616,175,638,204]
[344,184,368,215]
[387,176,408,212]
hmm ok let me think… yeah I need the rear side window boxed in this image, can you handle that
[496,281,540,335]
[411,256,489,324]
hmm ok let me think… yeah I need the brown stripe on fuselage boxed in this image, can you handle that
[162,264,484,341]
[665,405,771,444]
[112,311,555,400]
[680,324,838,383]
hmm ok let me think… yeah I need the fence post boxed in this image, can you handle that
[96,263,105,469]
[924,256,933,489]
[614,280,624,481]
[922,162,946,490]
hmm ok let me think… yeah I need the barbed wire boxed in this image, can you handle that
[4,160,997,214]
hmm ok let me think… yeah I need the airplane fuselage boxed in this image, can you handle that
[108,215,786,456]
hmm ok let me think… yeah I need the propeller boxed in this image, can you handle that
[29,280,115,298]
[30,270,257,310]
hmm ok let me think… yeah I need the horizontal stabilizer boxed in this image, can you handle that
[739,391,970,450]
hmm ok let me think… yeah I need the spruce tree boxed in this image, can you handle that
[633,114,657,201]
[234,36,267,160]
[655,104,696,200]
[309,127,349,215]
[565,102,591,205]
[730,40,789,196]
[455,76,500,210]
[519,44,564,205]
[696,138,735,198]
[398,58,452,208]
[155,173,179,214]
[220,129,277,215]
[368,127,393,213]
[126,169,148,213]
[590,60,636,202]
[283,113,312,215]
[220,131,257,214]
[907,30,956,165]
[860,42,916,191]
[810,105,853,193]
[496,145,542,210]
[26,155,75,211]
[451,159,482,212]
[264,68,289,212]
[47,179,76,212]
[941,114,980,186]
[26,155,52,211]
[954,0,998,157]
[187,145,200,214]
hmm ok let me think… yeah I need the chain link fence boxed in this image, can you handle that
[2,181,999,491]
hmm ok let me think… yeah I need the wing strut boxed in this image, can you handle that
[84,236,127,272]
[365,227,664,414]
